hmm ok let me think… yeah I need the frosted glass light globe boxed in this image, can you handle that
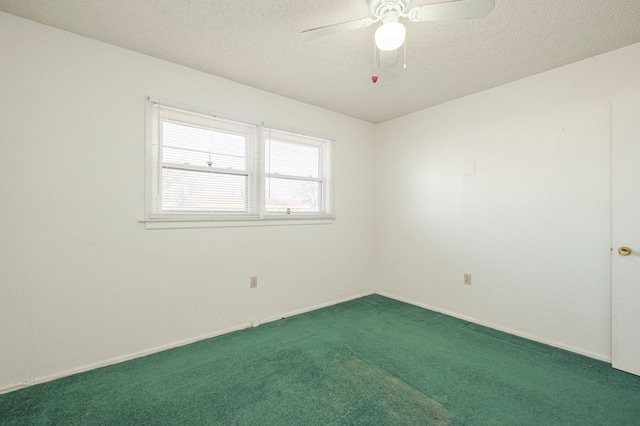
[375,21,406,51]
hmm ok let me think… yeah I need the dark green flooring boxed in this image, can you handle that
[2,295,640,425]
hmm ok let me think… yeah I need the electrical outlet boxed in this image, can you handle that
[250,276,258,288]
[464,273,472,285]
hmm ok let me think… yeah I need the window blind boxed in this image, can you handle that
[264,129,327,214]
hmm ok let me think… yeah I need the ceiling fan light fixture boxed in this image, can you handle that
[375,21,406,51]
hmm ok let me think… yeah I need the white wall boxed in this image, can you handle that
[0,12,376,391]
[3,9,639,394]
[375,42,640,360]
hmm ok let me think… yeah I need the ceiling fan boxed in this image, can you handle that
[302,0,494,53]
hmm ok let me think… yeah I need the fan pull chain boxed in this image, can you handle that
[402,39,408,95]
[403,39,407,69]
[373,39,378,70]
[372,39,379,83]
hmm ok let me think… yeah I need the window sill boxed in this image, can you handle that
[140,215,336,230]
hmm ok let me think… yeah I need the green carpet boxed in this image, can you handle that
[2,295,640,425]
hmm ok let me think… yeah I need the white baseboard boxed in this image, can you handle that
[0,291,375,395]
[258,291,376,326]
[376,290,612,363]
[4,289,606,395]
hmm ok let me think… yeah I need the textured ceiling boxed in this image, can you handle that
[2,0,640,123]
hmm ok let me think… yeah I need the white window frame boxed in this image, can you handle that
[263,128,332,218]
[144,98,335,229]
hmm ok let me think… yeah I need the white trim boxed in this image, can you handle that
[142,219,333,230]
[264,173,323,182]
[251,291,375,328]
[147,213,261,220]
[148,97,261,127]
[141,215,335,230]
[376,291,612,363]
[163,163,250,177]
[0,291,374,395]
[2,290,610,395]
[262,213,336,220]
[261,122,336,144]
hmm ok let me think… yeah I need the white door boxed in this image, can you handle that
[612,95,640,376]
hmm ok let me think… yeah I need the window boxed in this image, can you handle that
[265,129,327,214]
[146,99,333,225]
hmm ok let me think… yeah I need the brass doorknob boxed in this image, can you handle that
[618,246,632,256]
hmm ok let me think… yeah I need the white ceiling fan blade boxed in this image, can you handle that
[408,0,494,22]
[301,17,375,40]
